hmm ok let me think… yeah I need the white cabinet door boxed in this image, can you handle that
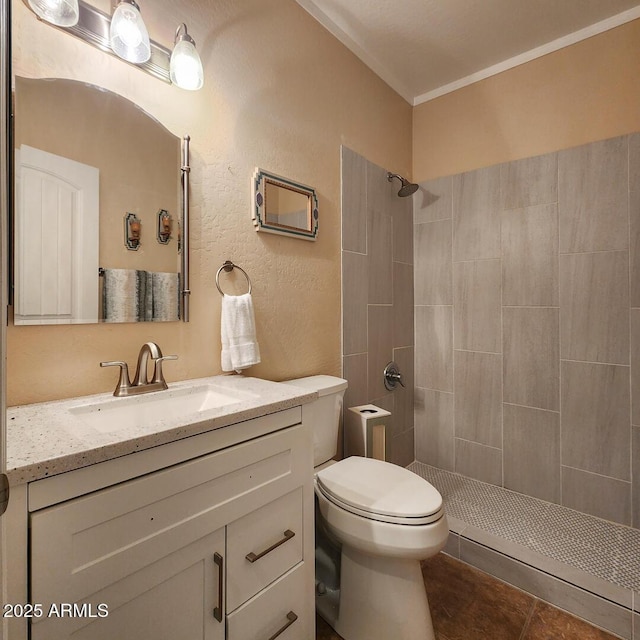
[31,526,225,640]
[29,425,309,640]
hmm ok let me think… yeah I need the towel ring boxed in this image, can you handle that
[216,260,252,295]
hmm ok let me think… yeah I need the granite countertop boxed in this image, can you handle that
[6,375,317,485]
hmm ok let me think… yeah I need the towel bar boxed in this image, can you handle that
[215,260,252,295]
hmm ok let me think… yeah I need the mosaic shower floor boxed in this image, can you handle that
[408,462,640,592]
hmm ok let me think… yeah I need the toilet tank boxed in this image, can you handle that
[280,375,348,466]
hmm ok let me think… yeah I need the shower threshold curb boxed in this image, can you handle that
[409,462,640,640]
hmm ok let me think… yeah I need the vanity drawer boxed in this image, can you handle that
[226,563,309,640]
[226,487,303,611]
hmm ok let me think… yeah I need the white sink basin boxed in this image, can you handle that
[68,383,254,433]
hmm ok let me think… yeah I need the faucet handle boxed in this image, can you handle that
[152,355,178,386]
[100,361,132,396]
[383,361,405,391]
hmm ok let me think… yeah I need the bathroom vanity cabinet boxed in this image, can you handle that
[4,385,316,640]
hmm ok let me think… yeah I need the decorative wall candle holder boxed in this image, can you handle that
[124,212,141,250]
[157,209,172,244]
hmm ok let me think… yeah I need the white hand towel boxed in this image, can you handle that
[221,293,261,372]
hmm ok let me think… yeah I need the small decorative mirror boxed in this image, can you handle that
[252,168,318,241]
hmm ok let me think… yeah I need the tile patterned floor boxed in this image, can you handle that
[408,462,640,592]
[316,553,623,640]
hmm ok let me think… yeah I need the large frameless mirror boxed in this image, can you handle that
[13,76,183,324]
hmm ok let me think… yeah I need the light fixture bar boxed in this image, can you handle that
[27,0,171,83]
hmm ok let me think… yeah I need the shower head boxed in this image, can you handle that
[387,172,418,197]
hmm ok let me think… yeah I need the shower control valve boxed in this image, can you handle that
[383,361,405,391]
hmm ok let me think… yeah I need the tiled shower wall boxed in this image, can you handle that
[414,133,640,529]
[341,146,414,466]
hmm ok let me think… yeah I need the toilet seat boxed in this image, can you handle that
[316,456,443,525]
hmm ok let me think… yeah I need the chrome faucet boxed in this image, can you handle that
[101,342,178,397]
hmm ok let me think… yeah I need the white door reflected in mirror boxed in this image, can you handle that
[15,145,99,325]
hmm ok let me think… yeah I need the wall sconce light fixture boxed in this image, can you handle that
[110,0,150,64]
[157,209,172,244]
[125,212,141,250]
[170,23,204,91]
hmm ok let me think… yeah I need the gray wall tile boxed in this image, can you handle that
[503,307,559,411]
[455,438,502,486]
[367,305,393,400]
[503,403,560,503]
[501,204,559,307]
[415,306,453,392]
[415,388,454,471]
[630,189,640,308]
[342,251,368,355]
[342,150,415,467]
[632,309,640,426]
[454,259,501,353]
[388,428,415,467]
[453,165,501,261]
[392,346,414,434]
[633,427,640,529]
[562,466,631,526]
[500,152,558,210]
[341,146,367,254]
[367,209,393,304]
[561,360,630,480]
[393,195,413,264]
[558,136,629,253]
[443,533,460,558]
[342,353,368,460]
[414,219,452,305]
[343,353,368,414]
[630,134,640,187]
[560,251,629,365]
[415,176,452,224]
[454,350,502,448]
[393,261,414,348]
[366,156,394,214]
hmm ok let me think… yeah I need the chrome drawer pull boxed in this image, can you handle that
[267,611,298,640]
[213,552,223,622]
[245,529,295,563]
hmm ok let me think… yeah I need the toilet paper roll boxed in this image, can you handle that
[345,404,391,460]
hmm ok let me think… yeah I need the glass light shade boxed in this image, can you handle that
[28,0,79,27]
[170,39,204,90]
[109,0,150,63]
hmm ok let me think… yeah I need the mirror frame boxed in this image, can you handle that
[252,168,318,241]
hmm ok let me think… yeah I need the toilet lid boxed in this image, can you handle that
[316,457,443,523]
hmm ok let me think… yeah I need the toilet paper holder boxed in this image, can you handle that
[346,404,391,460]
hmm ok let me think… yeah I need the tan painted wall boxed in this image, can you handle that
[413,19,640,182]
[9,0,412,405]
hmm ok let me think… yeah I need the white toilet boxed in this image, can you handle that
[282,375,448,640]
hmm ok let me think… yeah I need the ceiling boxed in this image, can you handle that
[295,0,640,105]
